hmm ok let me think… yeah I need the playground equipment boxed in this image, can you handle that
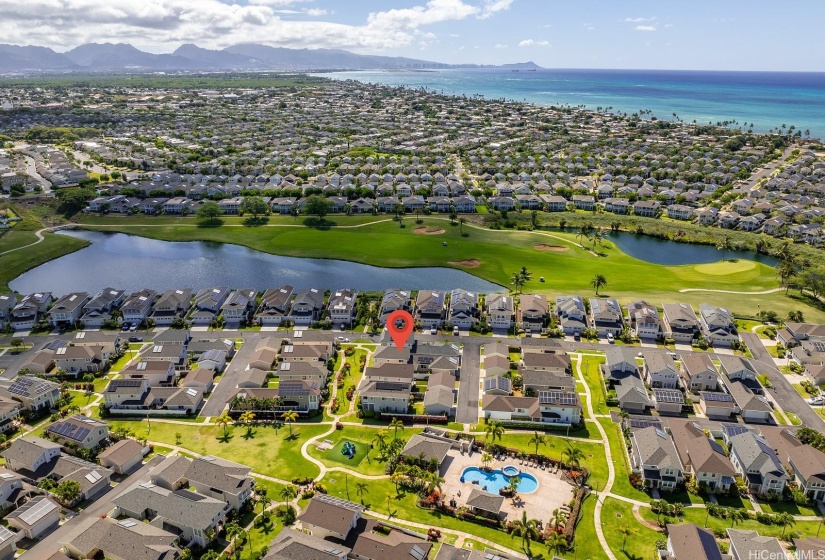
[341,441,356,459]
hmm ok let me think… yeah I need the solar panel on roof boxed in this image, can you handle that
[118,519,138,528]
[702,392,733,402]
[653,389,684,404]
[627,418,663,429]
[18,498,56,525]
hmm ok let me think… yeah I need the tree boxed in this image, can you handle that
[355,482,369,504]
[519,266,532,285]
[389,417,405,439]
[729,507,746,528]
[528,430,546,457]
[562,443,585,470]
[509,511,541,553]
[788,310,804,323]
[197,201,222,223]
[425,471,445,495]
[372,430,388,455]
[484,420,505,444]
[53,479,81,505]
[547,532,567,556]
[55,187,95,216]
[305,195,333,219]
[777,512,796,537]
[590,274,607,296]
[238,410,256,437]
[511,271,525,294]
[10,338,23,350]
[481,451,493,468]
[214,412,232,439]
[588,227,606,251]
[717,236,733,261]
[777,260,797,294]
[459,217,466,235]
[240,196,270,218]
[279,484,297,507]
[281,410,299,437]
[255,483,269,512]
[618,525,637,552]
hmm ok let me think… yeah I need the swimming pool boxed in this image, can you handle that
[460,467,539,494]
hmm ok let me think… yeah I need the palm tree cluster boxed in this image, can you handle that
[228,395,284,413]
[510,267,532,294]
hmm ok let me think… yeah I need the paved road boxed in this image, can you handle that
[740,332,825,430]
[20,454,166,560]
[199,331,267,417]
[454,340,482,424]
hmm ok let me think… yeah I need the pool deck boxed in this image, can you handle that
[440,449,575,524]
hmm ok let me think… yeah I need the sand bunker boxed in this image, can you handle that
[449,259,480,268]
[534,244,569,252]
[414,226,446,235]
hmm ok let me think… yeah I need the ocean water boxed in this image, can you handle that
[317,68,825,140]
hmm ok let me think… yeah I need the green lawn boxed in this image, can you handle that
[324,438,370,467]
[758,499,821,517]
[602,497,663,560]
[67,390,94,409]
[568,493,609,560]
[0,230,89,292]
[577,354,609,414]
[105,419,329,480]
[75,215,825,322]
[597,418,651,503]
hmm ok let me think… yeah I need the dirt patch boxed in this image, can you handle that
[534,244,569,252]
[414,226,446,235]
[449,259,480,268]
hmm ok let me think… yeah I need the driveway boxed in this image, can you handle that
[740,332,825,430]
[454,339,482,425]
[20,454,166,560]
[199,332,266,417]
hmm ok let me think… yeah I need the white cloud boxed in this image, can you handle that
[0,0,511,53]
[494,43,508,49]
[634,25,656,31]
[624,16,656,23]
[518,39,549,47]
[479,0,514,19]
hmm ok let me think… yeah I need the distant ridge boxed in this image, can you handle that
[0,42,545,74]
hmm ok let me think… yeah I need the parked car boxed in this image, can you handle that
[430,326,437,335]
[606,333,615,343]
[807,396,825,405]
[128,336,143,343]
[453,326,459,335]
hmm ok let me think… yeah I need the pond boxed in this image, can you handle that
[9,230,504,295]
[607,231,778,266]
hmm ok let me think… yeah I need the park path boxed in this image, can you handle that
[679,287,784,295]
[0,227,46,255]
[574,355,618,560]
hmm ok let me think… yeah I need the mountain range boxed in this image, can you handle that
[0,42,543,74]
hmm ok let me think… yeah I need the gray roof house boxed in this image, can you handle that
[555,295,588,334]
[590,298,624,336]
[61,516,180,560]
[727,529,785,560]
[629,426,684,490]
[728,432,788,495]
[699,304,739,347]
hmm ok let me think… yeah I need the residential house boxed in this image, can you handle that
[415,290,445,329]
[517,294,548,334]
[699,304,738,347]
[290,288,324,326]
[727,530,785,560]
[644,351,680,389]
[48,292,90,328]
[379,289,411,324]
[662,303,700,343]
[633,200,661,217]
[53,344,112,375]
[727,432,787,495]
[0,376,61,412]
[221,288,257,327]
[62,516,180,560]
[80,288,126,328]
[448,289,478,328]
[423,371,456,416]
[98,438,145,474]
[150,289,192,326]
[669,422,736,492]
[486,293,514,331]
[555,295,589,335]
[662,523,723,560]
[627,301,662,340]
[0,467,25,511]
[358,380,410,414]
[0,398,20,435]
[629,425,684,490]
[256,285,294,326]
[190,287,230,326]
[615,375,651,413]
[698,391,737,419]
[46,415,108,450]
[718,355,762,393]
[10,292,51,330]
[121,360,176,386]
[726,380,772,423]
[680,354,720,392]
[328,289,357,327]
[572,195,596,210]
[652,388,687,415]
[0,293,15,329]
[6,496,60,540]
[121,290,157,326]
[590,298,624,337]
[667,204,694,220]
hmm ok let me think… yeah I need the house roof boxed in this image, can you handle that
[113,484,226,531]
[298,494,362,536]
[187,455,252,495]
[728,432,785,480]
[727,529,785,560]
[62,516,179,560]
[264,528,352,560]
[6,496,58,528]
[1,436,61,470]
[465,487,504,514]
[401,434,452,464]
[631,426,683,471]
[726,380,772,413]
[666,523,723,560]
[98,438,144,467]
[669,422,735,477]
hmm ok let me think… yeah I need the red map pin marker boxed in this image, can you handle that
[386,309,414,350]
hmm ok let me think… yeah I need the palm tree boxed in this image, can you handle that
[511,271,525,294]
[484,420,505,444]
[391,472,404,496]
[372,430,388,455]
[729,507,746,528]
[777,260,797,294]
[225,522,243,549]
[255,483,269,512]
[509,510,541,553]
[618,525,637,552]
[238,411,256,437]
[425,472,445,495]
[590,274,607,295]
[562,443,585,471]
[550,508,567,530]
[279,485,297,507]
[547,532,567,556]
[458,217,466,235]
[777,512,796,537]
[519,267,532,284]
[717,236,733,261]
[588,227,606,251]
[355,482,369,504]
[389,417,405,440]
[214,412,232,439]
[528,430,546,458]
[281,410,298,437]
[481,451,493,468]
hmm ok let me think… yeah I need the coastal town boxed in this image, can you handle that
[0,76,824,560]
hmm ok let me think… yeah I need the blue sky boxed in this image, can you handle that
[3,0,824,71]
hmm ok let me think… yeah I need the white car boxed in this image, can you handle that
[807,397,824,405]
[337,336,350,342]
[606,333,615,343]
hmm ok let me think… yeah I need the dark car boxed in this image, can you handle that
[573,333,581,341]
[128,336,143,342]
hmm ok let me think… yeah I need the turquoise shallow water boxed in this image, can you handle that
[460,466,539,494]
[318,68,825,139]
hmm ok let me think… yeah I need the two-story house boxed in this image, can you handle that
[728,431,788,495]
[80,287,126,328]
[0,376,61,412]
[121,289,157,326]
[590,298,624,337]
[10,292,52,331]
[190,287,231,326]
[555,295,589,335]
[328,289,357,327]
[415,290,445,329]
[662,303,700,343]
[629,425,684,490]
[256,285,294,326]
[486,293,514,331]
[379,289,411,325]
[48,292,90,328]
[448,289,478,329]
[45,414,109,450]
[150,288,192,326]
[680,354,720,392]
[699,304,739,347]
[644,351,680,389]
[627,300,663,340]
[517,294,548,334]
[290,288,324,326]
[669,421,736,492]
[220,288,258,327]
